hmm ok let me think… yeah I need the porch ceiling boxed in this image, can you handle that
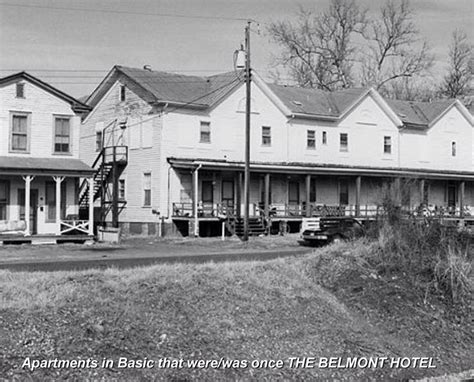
[168,157,474,181]
[0,156,95,177]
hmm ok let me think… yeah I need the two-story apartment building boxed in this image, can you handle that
[0,72,95,244]
[80,65,474,237]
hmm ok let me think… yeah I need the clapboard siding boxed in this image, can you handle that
[0,79,80,158]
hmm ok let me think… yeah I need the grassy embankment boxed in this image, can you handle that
[1,233,472,381]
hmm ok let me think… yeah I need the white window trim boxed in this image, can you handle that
[9,111,31,154]
[52,115,73,156]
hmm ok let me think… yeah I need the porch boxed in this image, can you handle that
[0,157,95,244]
[168,158,474,236]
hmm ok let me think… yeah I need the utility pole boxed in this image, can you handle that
[243,20,251,241]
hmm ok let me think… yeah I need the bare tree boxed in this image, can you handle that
[440,29,472,98]
[268,0,366,90]
[361,0,433,96]
[269,0,433,97]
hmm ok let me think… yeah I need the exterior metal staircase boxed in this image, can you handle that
[79,145,128,225]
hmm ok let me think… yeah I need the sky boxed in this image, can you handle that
[0,0,472,98]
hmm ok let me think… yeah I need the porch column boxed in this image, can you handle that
[264,173,270,218]
[305,175,311,217]
[192,165,200,237]
[393,177,401,206]
[22,175,34,236]
[88,177,94,235]
[419,179,425,205]
[459,181,465,218]
[355,176,361,217]
[53,176,64,235]
[236,172,242,217]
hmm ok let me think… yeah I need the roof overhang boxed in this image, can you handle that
[0,157,95,177]
[168,157,474,181]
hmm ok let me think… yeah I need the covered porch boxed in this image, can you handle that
[169,158,474,236]
[0,157,95,244]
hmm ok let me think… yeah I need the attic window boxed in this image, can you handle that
[120,85,126,102]
[292,100,302,106]
[16,83,25,98]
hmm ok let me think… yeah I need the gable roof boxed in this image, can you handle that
[84,65,470,128]
[86,65,243,110]
[0,72,91,113]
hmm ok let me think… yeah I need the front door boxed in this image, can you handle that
[18,189,38,234]
[447,182,457,208]
[289,181,300,205]
[201,181,214,216]
[222,180,234,209]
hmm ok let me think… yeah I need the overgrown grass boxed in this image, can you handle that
[370,184,473,311]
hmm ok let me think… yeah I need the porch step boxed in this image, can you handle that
[232,217,266,237]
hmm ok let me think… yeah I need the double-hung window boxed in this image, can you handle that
[200,121,211,143]
[340,133,348,152]
[11,114,29,152]
[384,136,392,154]
[262,126,271,146]
[0,181,9,220]
[54,117,71,154]
[307,130,316,149]
[143,173,151,207]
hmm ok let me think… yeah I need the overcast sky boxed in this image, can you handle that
[0,0,472,97]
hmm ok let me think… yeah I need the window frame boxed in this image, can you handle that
[53,115,72,155]
[143,172,152,207]
[339,133,348,152]
[383,136,392,154]
[261,126,271,147]
[120,85,126,102]
[9,111,31,153]
[451,141,456,157]
[307,129,316,149]
[322,131,327,145]
[200,121,211,143]
[95,130,103,152]
[118,179,126,201]
[16,83,25,98]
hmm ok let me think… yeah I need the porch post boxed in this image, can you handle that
[22,175,34,236]
[459,180,465,218]
[54,176,64,235]
[305,175,311,217]
[394,177,401,206]
[88,177,94,235]
[236,172,242,217]
[419,179,425,205]
[264,173,270,219]
[193,166,200,237]
[355,176,361,217]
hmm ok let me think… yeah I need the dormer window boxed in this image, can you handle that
[120,85,126,102]
[16,83,25,98]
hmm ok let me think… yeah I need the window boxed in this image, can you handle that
[143,173,151,207]
[95,131,103,152]
[340,133,348,152]
[307,130,316,149]
[0,181,9,220]
[339,179,349,205]
[200,121,211,143]
[120,85,126,102]
[54,117,71,153]
[45,182,66,222]
[118,179,126,200]
[384,136,392,154]
[262,126,271,146]
[451,141,456,157]
[11,114,28,152]
[322,131,327,145]
[289,181,300,204]
[16,83,24,98]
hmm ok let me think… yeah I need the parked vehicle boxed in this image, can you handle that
[300,216,365,244]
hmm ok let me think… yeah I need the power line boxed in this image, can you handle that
[0,2,257,22]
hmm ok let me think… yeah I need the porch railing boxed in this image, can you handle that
[171,202,472,219]
[59,220,90,235]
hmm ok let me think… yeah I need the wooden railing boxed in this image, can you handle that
[171,202,472,219]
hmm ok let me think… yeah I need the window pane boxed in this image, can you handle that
[13,116,27,133]
[340,133,348,151]
[200,122,210,143]
[262,126,271,146]
[307,130,315,148]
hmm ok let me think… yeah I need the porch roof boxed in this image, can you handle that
[168,157,474,181]
[0,156,95,177]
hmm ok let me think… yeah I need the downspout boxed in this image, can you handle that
[193,164,202,237]
[167,165,171,219]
